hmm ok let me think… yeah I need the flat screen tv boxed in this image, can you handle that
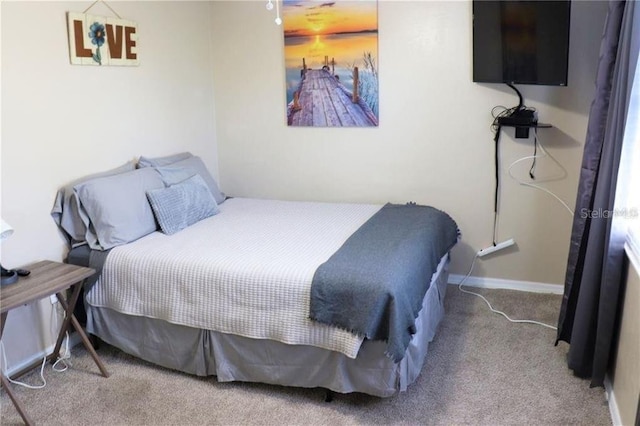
[473,0,571,86]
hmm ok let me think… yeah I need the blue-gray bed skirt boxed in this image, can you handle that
[86,254,450,397]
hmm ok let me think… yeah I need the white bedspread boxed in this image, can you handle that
[86,198,382,358]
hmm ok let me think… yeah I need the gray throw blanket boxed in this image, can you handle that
[309,203,459,362]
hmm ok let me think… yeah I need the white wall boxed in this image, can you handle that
[0,1,218,371]
[0,0,611,373]
[611,248,640,426]
[210,0,608,285]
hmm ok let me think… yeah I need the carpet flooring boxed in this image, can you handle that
[1,286,612,425]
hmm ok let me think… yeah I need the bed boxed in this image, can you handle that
[52,153,459,398]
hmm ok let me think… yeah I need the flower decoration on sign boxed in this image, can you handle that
[88,22,106,65]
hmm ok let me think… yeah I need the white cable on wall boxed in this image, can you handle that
[507,130,575,216]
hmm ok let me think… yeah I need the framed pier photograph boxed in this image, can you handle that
[283,0,379,127]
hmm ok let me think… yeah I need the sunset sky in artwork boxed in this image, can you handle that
[283,1,377,37]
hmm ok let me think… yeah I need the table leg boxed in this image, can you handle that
[51,282,84,359]
[54,293,109,378]
[1,373,34,425]
[1,313,35,425]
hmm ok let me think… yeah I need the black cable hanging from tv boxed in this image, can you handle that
[492,124,502,247]
[490,82,523,247]
[506,83,524,112]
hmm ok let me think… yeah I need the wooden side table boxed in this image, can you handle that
[0,261,110,425]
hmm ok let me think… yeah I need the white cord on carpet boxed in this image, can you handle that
[0,341,47,389]
[51,302,72,372]
[52,332,72,372]
[0,302,72,390]
[457,254,558,330]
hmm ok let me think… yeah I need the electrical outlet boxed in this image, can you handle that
[50,295,58,304]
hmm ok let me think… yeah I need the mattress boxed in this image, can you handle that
[86,253,450,397]
[86,198,383,357]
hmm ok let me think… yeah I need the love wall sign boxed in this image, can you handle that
[67,12,138,66]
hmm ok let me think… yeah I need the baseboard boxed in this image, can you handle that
[2,343,55,378]
[449,275,616,424]
[448,274,564,294]
[68,331,82,348]
[2,332,81,378]
[604,375,623,426]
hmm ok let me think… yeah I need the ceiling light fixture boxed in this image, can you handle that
[266,0,282,26]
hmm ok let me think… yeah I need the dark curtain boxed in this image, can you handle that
[556,0,639,387]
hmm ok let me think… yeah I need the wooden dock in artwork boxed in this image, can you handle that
[288,62,378,127]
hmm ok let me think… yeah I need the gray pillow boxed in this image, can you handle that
[154,156,225,204]
[51,161,136,246]
[146,174,219,235]
[74,167,165,250]
[137,152,193,168]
